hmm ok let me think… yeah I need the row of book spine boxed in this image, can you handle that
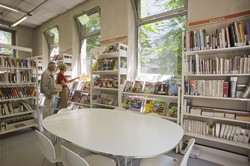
[185,54,250,75]
[183,119,250,144]
[184,21,250,51]
[0,57,37,68]
[0,87,36,99]
[185,79,237,97]
[183,102,250,122]
[0,101,34,116]
[0,71,35,83]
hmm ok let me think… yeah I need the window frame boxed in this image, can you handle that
[74,6,101,40]
[132,0,188,77]
[0,27,16,56]
[74,7,101,75]
[44,25,59,59]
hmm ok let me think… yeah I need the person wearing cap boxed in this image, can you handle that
[40,62,57,118]
[57,63,80,109]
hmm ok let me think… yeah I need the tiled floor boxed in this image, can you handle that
[0,128,222,166]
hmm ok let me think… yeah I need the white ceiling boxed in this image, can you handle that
[0,0,87,28]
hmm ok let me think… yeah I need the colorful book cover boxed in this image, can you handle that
[168,79,181,96]
[130,97,144,112]
[189,80,195,95]
[153,100,166,115]
[123,97,132,110]
[155,82,168,95]
[143,82,156,94]
[123,80,134,92]
[132,81,144,93]
[167,102,177,118]
[143,99,154,113]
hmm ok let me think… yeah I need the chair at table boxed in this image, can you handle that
[35,130,83,166]
[61,145,116,166]
[140,138,195,166]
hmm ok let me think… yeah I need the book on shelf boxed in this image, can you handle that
[132,81,144,93]
[155,82,168,95]
[98,94,117,106]
[0,57,36,68]
[123,80,134,92]
[185,79,234,98]
[143,99,154,113]
[143,81,156,94]
[93,76,119,89]
[185,54,250,75]
[70,91,90,104]
[167,79,181,96]
[0,87,36,99]
[166,102,177,118]
[153,100,166,116]
[184,21,250,51]
[123,96,144,112]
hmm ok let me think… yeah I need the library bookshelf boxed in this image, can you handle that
[181,18,250,155]
[0,44,39,135]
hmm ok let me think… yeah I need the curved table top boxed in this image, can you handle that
[42,109,183,158]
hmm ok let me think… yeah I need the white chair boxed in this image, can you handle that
[36,130,63,165]
[61,145,117,166]
[36,130,83,166]
[57,108,71,114]
[140,138,195,166]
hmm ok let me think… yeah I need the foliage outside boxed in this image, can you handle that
[139,0,186,77]
[0,30,13,55]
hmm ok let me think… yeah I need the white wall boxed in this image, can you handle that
[33,0,129,61]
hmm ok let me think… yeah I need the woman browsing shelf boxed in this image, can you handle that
[57,63,80,109]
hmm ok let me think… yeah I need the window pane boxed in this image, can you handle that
[140,0,184,18]
[80,35,100,75]
[0,30,13,55]
[139,15,186,76]
[44,27,59,45]
[76,12,100,37]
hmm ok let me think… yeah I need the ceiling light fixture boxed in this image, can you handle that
[10,16,27,27]
[0,4,19,12]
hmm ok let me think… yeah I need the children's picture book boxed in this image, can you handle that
[132,81,144,93]
[167,102,177,118]
[143,82,156,94]
[123,96,132,110]
[143,99,154,113]
[155,82,168,95]
[153,100,166,115]
[99,94,117,105]
[130,97,144,112]
[123,81,134,92]
[168,79,181,96]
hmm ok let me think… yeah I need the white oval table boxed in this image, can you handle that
[42,109,183,165]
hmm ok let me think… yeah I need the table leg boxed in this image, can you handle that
[125,157,128,166]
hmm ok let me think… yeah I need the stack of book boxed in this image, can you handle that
[93,76,119,89]
[69,91,90,104]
